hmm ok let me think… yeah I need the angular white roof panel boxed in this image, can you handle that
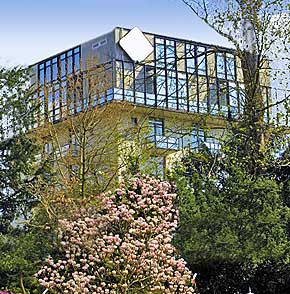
[119,27,154,62]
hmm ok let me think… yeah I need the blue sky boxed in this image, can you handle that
[0,0,231,66]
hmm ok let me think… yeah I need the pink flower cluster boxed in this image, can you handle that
[36,177,196,293]
[0,292,21,294]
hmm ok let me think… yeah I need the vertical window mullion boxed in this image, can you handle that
[185,44,190,112]
[164,41,168,108]
[204,47,210,114]
[174,41,179,110]
[194,46,200,113]
[153,37,158,107]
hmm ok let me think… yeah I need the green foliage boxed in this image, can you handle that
[169,131,290,293]
[0,67,51,291]
[0,226,53,293]
[0,67,42,233]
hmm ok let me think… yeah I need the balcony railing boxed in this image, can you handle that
[149,135,179,150]
[149,134,222,153]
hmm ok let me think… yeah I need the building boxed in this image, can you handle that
[30,27,288,177]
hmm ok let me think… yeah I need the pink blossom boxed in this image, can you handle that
[37,177,197,293]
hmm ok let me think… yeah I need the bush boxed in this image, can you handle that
[36,177,197,293]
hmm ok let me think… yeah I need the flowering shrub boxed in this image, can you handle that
[36,177,197,293]
[0,292,21,294]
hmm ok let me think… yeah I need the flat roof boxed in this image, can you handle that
[32,26,235,67]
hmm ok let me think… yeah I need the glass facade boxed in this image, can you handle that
[113,34,244,119]
[37,46,81,124]
[34,29,286,127]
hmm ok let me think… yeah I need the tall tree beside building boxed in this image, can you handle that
[0,66,43,233]
[182,0,289,173]
[170,1,290,292]
[0,66,53,292]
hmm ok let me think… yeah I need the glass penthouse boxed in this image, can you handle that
[31,27,249,122]
[31,26,289,141]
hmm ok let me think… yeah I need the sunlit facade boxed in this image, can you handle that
[30,27,289,175]
[32,27,246,122]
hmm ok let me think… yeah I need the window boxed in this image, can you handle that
[197,46,206,75]
[135,65,145,94]
[216,52,236,80]
[216,53,226,79]
[131,117,138,126]
[70,134,80,157]
[218,80,228,114]
[186,44,195,73]
[229,82,238,117]
[145,66,156,106]
[67,50,73,75]
[226,54,236,80]
[149,118,164,141]
[37,46,81,122]
[192,128,205,149]
[52,58,58,81]
[124,62,134,100]
[166,40,176,70]
[208,80,218,114]
[74,47,80,71]
[156,74,166,95]
[192,128,222,152]
[205,136,222,153]
[156,38,165,67]
[145,66,155,95]
[167,72,177,109]
[61,54,66,78]
[45,61,51,83]
[44,142,53,155]
[178,73,187,110]
[39,67,44,86]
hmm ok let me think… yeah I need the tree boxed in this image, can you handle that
[0,67,53,292]
[169,141,290,293]
[181,0,290,172]
[0,66,44,233]
[36,177,197,294]
[168,2,290,292]
[33,59,165,225]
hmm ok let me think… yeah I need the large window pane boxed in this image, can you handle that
[167,71,177,109]
[39,68,44,86]
[188,74,198,111]
[197,47,206,75]
[217,53,225,79]
[146,66,155,106]
[46,64,51,83]
[124,62,134,99]
[178,72,187,110]
[226,53,236,80]
[186,44,195,73]
[229,82,238,117]
[74,52,80,71]
[156,38,165,67]
[166,40,175,70]
[209,79,218,115]
[68,55,73,75]
[198,76,208,113]
[52,61,58,81]
[156,75,166,95]
[218,80,228,115]
[192,128,205,149]
[149,118,164,138]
